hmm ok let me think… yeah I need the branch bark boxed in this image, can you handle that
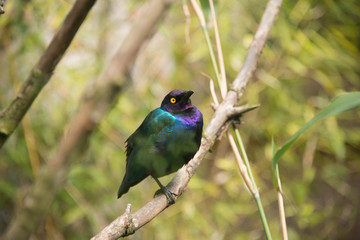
[1,0,175,239]
[91,0,283,239]
[0,0,5,15]
[0,0,97,148]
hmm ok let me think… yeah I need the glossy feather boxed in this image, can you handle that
[117,89,203,199]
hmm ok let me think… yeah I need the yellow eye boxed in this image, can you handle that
[170,97,176,103]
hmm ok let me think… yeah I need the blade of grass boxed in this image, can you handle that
[272,92,360,239]
[272,138,288,240]
[234,128,272,240]
[272,92,360,172]
[190,0,222,93]
[209,0,227,98]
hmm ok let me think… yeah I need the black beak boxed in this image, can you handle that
[180,90,194,106]
[183,90,194,100]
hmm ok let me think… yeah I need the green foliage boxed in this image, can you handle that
[272,92,360,188]
[1,0,359,239]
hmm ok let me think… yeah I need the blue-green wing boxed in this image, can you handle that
[125,108,176,159]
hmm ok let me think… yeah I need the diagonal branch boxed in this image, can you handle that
[0,0,97,148]
[91,0,283,239]
[1,0,175,239]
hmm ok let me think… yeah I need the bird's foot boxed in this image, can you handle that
[152,177,178,204]
[154,186,177,204]
[163,186,177,204]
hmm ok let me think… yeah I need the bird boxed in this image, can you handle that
[117,89,203,203]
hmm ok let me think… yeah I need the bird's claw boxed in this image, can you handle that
[154,186,177,204]
[163,187,177,204]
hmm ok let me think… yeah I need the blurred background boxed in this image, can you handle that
[0,0,359,239]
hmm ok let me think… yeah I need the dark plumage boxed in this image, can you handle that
[117,89,203,203]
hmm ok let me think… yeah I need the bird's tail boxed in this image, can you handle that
[117,182,130,199]
[117,171,148,199]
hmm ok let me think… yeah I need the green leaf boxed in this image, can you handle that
[272,92,360,172]
[271,136,276,158]
[199,0,211,20]
[199,0,218,22]
[271,136,280,189]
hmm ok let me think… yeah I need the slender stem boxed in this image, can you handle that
[189,0,205,26]
[190,0,222,93]
[234,127,257,186]
[227,133,256,194]
[233,126,272,240]
[181,0,191,43]
[276,166,288,240]
[203,26,222,91]
[209,0,227,98]
[254,193,273,240]
[209,78,220,106]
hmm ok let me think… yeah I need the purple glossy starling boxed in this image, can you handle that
[117,89,203,203]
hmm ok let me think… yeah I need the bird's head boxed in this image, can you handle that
[161,89,194,113]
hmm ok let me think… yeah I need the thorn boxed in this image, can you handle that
[227,104,260,122]
[211,103,217,111]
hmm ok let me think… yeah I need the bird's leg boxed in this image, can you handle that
[153,177,177,204]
